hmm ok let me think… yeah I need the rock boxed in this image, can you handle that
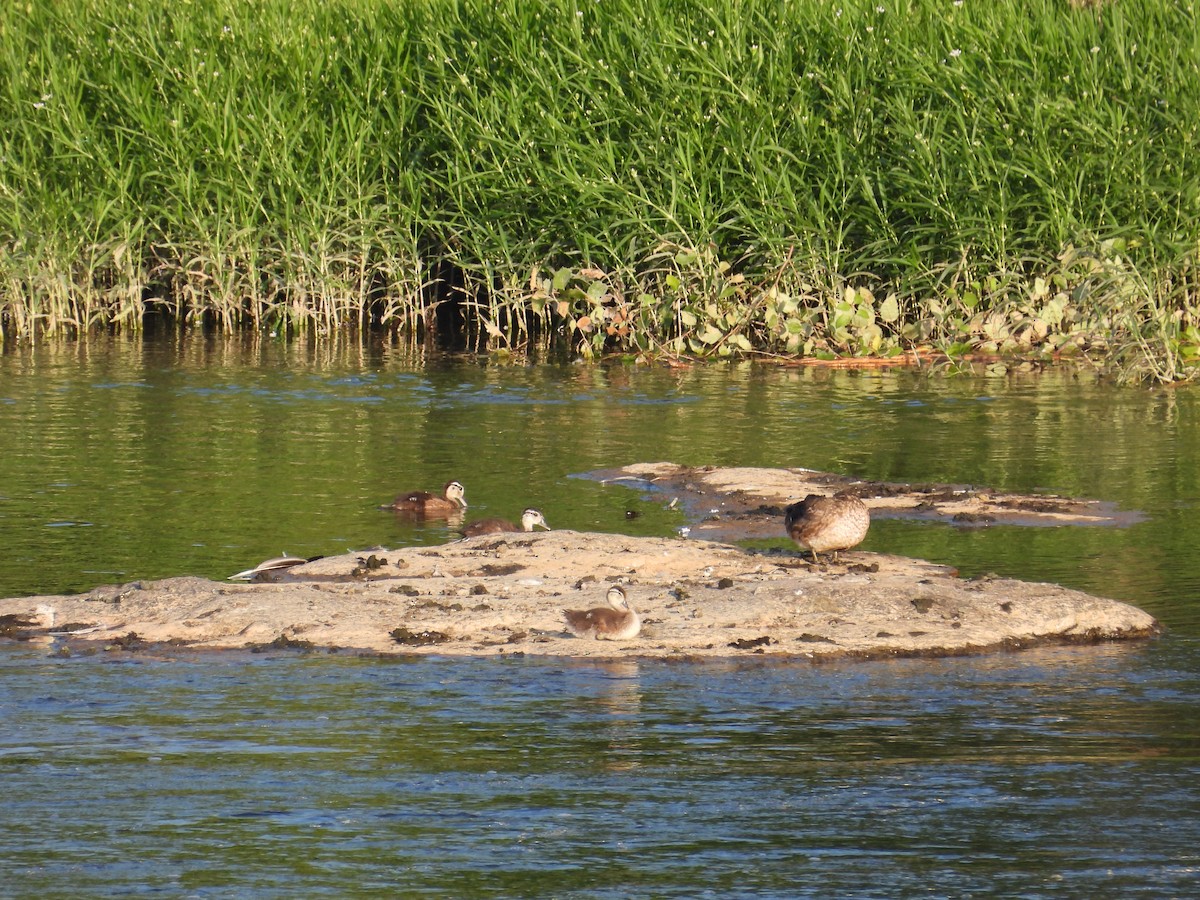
[0,530,1158,659]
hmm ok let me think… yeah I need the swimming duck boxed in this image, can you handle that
[784,490,870,563]
[563,585,641,640]
[462,508,550,537]
[384,480,467,514]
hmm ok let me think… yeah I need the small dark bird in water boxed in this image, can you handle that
[563,585,641,640]
[784,491,870,563]
[462,508,550,537]
[383,480,467,515]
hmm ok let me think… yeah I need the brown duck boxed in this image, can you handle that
[462,508,550,537]
[383,480,467,515]
[784,491,870,563]
[563,585,641,640]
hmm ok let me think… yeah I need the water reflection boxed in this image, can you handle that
[589,658,645,772]
[2,335,1199,896]
[2,336,1199,636]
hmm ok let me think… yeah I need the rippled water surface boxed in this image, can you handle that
[1,337,1199,896]
[3,645,1198,898]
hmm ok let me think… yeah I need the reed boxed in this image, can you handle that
[1,0,1197,380]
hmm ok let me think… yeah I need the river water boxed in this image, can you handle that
[1,336,1198,896]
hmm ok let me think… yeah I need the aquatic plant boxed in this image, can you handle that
[1,0,1198,381]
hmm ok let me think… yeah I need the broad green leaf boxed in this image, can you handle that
[552,267,573,291]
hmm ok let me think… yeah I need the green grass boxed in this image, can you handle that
[2,0,1199,379]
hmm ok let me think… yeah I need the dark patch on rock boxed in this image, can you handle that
[89,582,142,605]
[417,600,463,612]
[251,634,316,653]
[911,597,937,613]
[716,577,735,589]
[0,613,39,638]
[797,633,836,643]
[729,635,775,650]
[391,626,451,646]
[106,631,145,651]
[847,562,880,574]
[470,584,488,595]
[390,585,421,596]
[999,601,1013,612]
[479,563,525,576]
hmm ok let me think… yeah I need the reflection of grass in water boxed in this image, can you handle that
[3,0,1199,378]
[858,518,1196,631]
[1,338,1197,628]
[737,513,1194,634]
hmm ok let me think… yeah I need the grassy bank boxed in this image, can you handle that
[1,0,1198,380]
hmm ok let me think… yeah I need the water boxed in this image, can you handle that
[2,645,1197,897]
[1,336,1199,896]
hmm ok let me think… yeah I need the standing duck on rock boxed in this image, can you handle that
[784,490,870,564]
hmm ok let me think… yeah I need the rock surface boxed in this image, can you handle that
[0,529,1158,659]
[593,462,1140,542]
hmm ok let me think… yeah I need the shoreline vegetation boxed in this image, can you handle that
[2,0,1198,381]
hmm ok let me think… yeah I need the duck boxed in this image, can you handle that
[383,480,467,515]
[229,553,319,582]
[462,508,550,537]
[784,490,870,563]
[563,585,641,640]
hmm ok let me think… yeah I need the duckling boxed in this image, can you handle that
[384,480,467,515]
[462,508,550,537]
[784,490,870,564]
[563,585,641,640]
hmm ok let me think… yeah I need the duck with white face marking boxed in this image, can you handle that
[462,508,550,537]
[563,585,641,640]
[383,480,467,515]
[784,490,870,564]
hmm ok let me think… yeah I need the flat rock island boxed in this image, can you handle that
[0,525,1158,659]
